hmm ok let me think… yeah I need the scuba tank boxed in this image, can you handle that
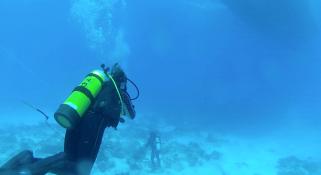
[155,136,161,151]
[54,70,108,129]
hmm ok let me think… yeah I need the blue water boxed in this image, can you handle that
[0,0,321,174]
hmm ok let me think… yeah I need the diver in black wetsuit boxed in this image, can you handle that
[62,63,130,174]
[145,131,161,169]
[0,63,137,175]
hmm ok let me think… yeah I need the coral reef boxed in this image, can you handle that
[277,156,321,175]
[0,120,319,175]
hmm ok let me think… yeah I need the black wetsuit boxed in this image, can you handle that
[0,81,122,175]
[63,81,121,174]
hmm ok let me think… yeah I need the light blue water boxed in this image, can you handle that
[0,0,321,174]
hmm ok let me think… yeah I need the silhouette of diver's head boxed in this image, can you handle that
[111,63,127,89]
[150,131,159,138]
[110,63,137,119]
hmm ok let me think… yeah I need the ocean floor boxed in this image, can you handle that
[0,115,320,175]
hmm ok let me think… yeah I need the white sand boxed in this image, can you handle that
[0,114,320,175]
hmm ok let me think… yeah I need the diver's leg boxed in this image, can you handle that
[156,151,161,168]
[64,113,107,175]
[47,157,77,175]
[1,150,35,170]
[0,169,28,175]
[25,152,63,174]
[75,118,106,175]
[151,150,156,168]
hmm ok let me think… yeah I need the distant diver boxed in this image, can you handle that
[0,63,139,175]
[145,131,161,169]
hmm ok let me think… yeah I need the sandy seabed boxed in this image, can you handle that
[0,115,320,175]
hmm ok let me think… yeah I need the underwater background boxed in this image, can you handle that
[0,0,321,174]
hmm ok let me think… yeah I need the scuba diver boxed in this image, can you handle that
[0,63,138,175]
[145,131,161,169]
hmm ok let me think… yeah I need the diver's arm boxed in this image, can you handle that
[92,83,121,128]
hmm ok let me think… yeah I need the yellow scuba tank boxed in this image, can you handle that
[54,70,108,129]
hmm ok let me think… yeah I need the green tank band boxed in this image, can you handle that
[73,86,95,102]
[64,91,91,117]
[87,73,104,85]
[79,75,103,97]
